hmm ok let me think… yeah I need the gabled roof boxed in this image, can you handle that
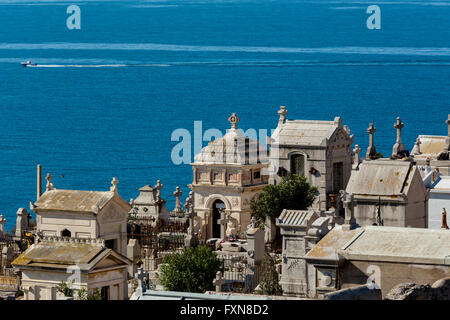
[305,226,361,262]
[411,135,446,157]
[338,226,450,265]
[12,237,130,272]
[345,160,416,197]
[33,189,130,214]
[276,209,318,228]
[271,117,351,147]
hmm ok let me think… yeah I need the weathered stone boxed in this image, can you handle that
[431,277,450,300]
[385,283,433,300]
[324,284,382,300]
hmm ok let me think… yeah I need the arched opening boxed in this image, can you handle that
[61,229,71,237]
[290,154,305,177]
[212,200,226,238]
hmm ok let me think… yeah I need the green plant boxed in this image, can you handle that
[159,245,222,293]
[56,280,73,297]
[250,173,317,227]
[256,253,282,296]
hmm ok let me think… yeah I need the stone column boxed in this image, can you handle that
[366,123,376,159]
[392,117,405,157]
[37,164,42,200]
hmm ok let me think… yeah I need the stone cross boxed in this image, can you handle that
[135,267,147,295]
[217,210,230,239]
[342,191,357,230]
[228,113,240,130]
[0,215,6,234]
[392,117,405,157]
[366,123,377,159]
[412,138,422,155]
[278,106,288,125]
[154,180,163,202]
[45,173,54,191]
[184,191,199,247]
[213,271,226,293]
[110,177,119,193]
[442,208,449,229]
[173,186,183,216]
[352,145,361,170]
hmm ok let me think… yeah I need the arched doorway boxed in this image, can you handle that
[212,200,226,238]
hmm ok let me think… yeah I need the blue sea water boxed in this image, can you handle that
[0,0,449,230]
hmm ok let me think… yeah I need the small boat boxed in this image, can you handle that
[21,60,37,67]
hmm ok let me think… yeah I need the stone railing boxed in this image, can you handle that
[38,235,105,246]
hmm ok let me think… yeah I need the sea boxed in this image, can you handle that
[0,0,449,230]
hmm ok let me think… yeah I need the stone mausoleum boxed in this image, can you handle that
[189,113,269,240]
[269,106,354,210]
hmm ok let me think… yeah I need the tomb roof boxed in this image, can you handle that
[345,160,416,197]
[338,226,450,265]
[34,189,116,214]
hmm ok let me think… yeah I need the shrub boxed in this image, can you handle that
[250,173,317,226]
[159,245,222,293]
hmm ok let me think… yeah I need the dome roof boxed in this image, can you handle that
[193,113,269,165]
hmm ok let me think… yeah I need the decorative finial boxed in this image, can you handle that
[366,123,377,159]
[278,106,288,124]
[392,117,405,157]
[353,144,362,170]
[228,113,240,130]
[110,177,119,193]
[45,173,54,191]
[173,186,183,215]
[154,180,163,202]
[344,125,351,135]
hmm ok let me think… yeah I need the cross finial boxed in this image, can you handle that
[110,177,119,193]
[366,123,377,159]
[278,106,288,124]
[45,173,54,191]
[392,117,406,157]
[394,117,404,130]
[228,113,240,130]
[173,186,183,215]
